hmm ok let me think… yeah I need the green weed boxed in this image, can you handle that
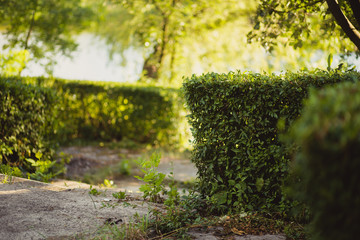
[112,191,127,200]
[0,164,22,183]
[100,201,119,209]
[134,152,166,203]
[92,213,150,240]
[25,152,58,182]
[133,152,202,238]
[84,150,307,240]
[89,185,103,196]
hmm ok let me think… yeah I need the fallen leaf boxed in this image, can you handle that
[231,227,245,235]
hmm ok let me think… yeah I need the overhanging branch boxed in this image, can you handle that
[326,0,360,50]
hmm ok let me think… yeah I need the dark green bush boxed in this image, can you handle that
[1,75,189,180]
[0,76,58,174]
[182,70,360,214]
[287,81,360,240]
[24,78,189,148]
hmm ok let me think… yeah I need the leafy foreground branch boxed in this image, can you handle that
[92,152,307,240]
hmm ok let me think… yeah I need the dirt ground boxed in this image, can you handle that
[0,175,287,240]
[0,175,150,240]
[0,146,286,240]
[59,146,198,192]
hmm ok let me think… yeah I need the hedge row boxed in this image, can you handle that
[288,81,360,240]
[22,77,189,148]
[0,77,57,173]
[182,70,360,214]
[0,75,189,179]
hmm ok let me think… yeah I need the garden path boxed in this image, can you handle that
[0,146,286,240]
[60,145,197,192]
[0,175,286,240]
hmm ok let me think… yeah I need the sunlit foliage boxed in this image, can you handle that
[0,0,95,73]
[95,0,256,84]
[248,0,359,52]
[0,50,29,75]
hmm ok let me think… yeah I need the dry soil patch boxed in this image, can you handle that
[0,175,149,240]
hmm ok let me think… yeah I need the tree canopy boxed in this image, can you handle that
[0,0,95,73]
[96,0,254,83]
[1,0,358,82]
[248,0,360,53]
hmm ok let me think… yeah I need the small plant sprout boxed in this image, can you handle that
[164,169,180,207]
[25,152,61,182]
[134,152,166,203]
[0,164,22,184]
[113,191,127,200]
[89,185,102,196]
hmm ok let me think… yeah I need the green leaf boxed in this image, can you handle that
[35,152,43,160]
[256,178,264,191]
[214,191,227,205]
[25,158,37,166]
[327,53,333,71]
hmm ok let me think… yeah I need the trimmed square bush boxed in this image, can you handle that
[182,70,360,213]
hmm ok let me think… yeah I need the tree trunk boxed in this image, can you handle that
[347,0,360,27]
[325,0,360,50]
[24,9,36,50]
[169,41,176,83]
[19,1,37,75]
[142,15,169,81]
[158,16,168,73]
[142,44,160,80]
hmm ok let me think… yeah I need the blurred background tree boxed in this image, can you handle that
[0,0,359,84]
[0,50,29,76]
[95,0,255,84]
[94,0,360,85]
[0,0,95,74]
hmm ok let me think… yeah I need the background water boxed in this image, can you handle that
[1,33,143,82]
[1,33,359,82]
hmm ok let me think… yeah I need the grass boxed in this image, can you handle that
[91,213,150,240]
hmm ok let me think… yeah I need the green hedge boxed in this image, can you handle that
[182,70,360,214]
[22,77,189,148]
[0,75,189,180]
[0,76,58,173]
[288,81,360,240]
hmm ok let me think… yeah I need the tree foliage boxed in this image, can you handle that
[96,0,253,83]
[248,0,360,52]
[0,50,29,76]
[0,0,95,73]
